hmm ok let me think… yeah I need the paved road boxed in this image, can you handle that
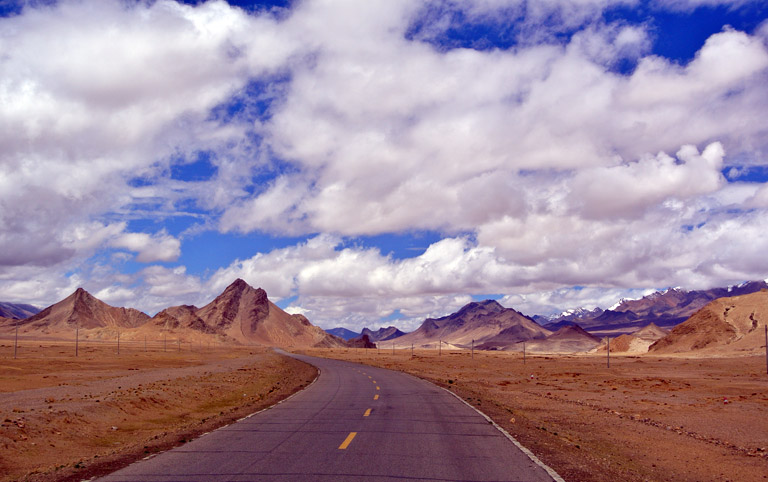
[96,352,560,481]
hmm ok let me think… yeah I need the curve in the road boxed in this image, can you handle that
[96,351,563,481]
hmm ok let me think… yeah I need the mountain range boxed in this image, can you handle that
[0,301,41,319]
[542,281,768,335]
[389,300,551,349]
[3,279,766,354]
[381,281,768,354]
[0,279,345,349]
[355,326,405,343]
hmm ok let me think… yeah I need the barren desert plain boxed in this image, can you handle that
[301,347,768,482]
[2,337,767,482]
[0,340,316,482]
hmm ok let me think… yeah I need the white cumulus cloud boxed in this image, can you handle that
[2,0,768,331]
[111,231,181,263]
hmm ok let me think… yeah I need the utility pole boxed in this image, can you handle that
[411,343,414,358]
[14,325,18,359]
[607,337,610,369]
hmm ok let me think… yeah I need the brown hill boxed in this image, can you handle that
[595,333,643,353]
[391,300,550,348]
[608,334,635,352]
[150,305,215,333]
[649,291,768,355]
[14,288,149,334]
[595,322,670,354]
[194,279,345,348]
[478,318,554,350]
[524,324,601,353]
[632,322,668,341]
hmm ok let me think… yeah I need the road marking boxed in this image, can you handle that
[364,408,371,417]
[368,376,372,379]
[339,432,357,450]
[376,386,380,391]
[438,385,566,482]
[372,380,376,384]
[373,394,379,400]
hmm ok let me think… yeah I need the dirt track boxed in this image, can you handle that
[302,348,768,482]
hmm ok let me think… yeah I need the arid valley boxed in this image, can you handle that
[2,279,768,481]
[2,342,767,482]
[4,2,768,481]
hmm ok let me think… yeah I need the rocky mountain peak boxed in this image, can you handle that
[228,278,250,291]
[70,287,92,303]
[462,299,504,314]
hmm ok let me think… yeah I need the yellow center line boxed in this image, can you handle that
[372,380,376,384]
[339,432,357,450]
[373,394,379,400]
[364,408,371,417]
[368,376,372,379]
[376,386,380,391]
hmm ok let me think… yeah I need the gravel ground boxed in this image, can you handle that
[0,343,317,482]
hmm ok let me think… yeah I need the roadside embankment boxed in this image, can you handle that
[1,343,317,482]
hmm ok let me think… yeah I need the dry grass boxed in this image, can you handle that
[0,341,317,482]
[302,347,768,482]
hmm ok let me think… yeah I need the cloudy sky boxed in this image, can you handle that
[1,0,767,331]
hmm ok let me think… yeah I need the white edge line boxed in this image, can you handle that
[235,367,321,423]
[392,369,565,482]
[298,351,565,482]
[79,354,321,482]
[438,385,566,482]
[293,351,564,481]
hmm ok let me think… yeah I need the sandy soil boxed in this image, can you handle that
[301,348,768,482]
[0,340,317,482]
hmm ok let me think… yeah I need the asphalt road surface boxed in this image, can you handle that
[96,351,561,481]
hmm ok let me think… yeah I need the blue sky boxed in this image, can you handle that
[1,0,768,331]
